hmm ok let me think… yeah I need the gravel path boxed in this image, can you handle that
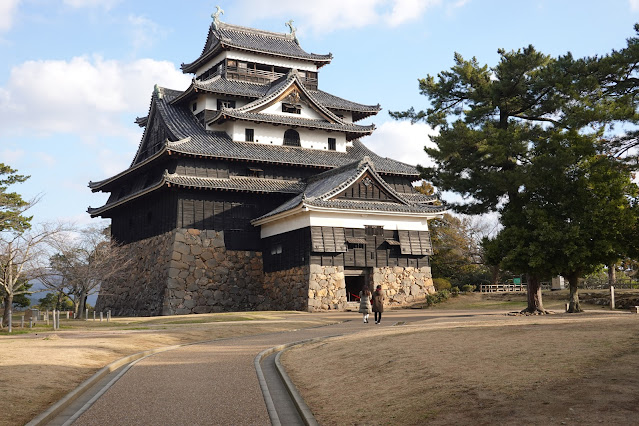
[70,310,506,425]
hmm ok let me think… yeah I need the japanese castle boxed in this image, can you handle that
[89,10,445,315]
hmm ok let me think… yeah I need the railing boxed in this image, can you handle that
[480,284,527,293]
[226,66,318,89]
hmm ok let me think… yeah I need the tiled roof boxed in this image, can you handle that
[154,87,418,175]
[89,172,305,216]
[401,193,439,203]
[165,174,304,193]
[308,90,380,113]
[182,22,332,74]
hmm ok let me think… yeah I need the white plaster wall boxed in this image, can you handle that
[260,101,322,120]
[227,122,346,151]
[259,209,435,238]
[195,50,318,78]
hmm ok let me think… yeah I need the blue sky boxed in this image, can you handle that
[1,0,638,229]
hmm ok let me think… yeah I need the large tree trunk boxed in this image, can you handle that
[608,264,616,287]
[521,275,549,314]
[3,295,13,328]
[77,291,87,319]
[567,272,583,313]
[490,265,500,285]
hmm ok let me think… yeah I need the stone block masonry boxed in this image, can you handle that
[164,229,265,314]
[373,266,435,306]
[96,229,436,316]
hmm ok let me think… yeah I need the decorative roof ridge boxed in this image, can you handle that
[129,89,164,167]
[166,137,192,147]
[309,89,382,112]
[216,21,297,42]
[165,171,301,185]
[226,70,367,130]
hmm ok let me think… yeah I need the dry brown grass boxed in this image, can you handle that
[0,311,331,426]
[282,313,639,425]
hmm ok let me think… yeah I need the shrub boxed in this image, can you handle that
[451,286,460,297]
[461,284,476,293]
[433,278,452,291]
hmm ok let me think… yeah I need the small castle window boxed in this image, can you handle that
[271,244,282,255]
[282,103,301,114]
[283,129,301,147]
[192,102,197,112]
[328,138,336,151]
[217,99,236,110]
[245,128,254,142]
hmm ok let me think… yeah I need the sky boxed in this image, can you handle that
[1,0,639,229]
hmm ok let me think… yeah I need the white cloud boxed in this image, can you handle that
[631,0,639,11]
[0,0,21,33]
[231,0,448,33]
[128,14,166,51]
[63,0,121,10]
[0,148,24,163]
[364,119,437,169]
[0,56,190,140]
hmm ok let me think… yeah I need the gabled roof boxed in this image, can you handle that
[252,157,446,225]
[168,74,380,122]
[89,87,418,193]
[205,71,375,139]
[181,21,332,74]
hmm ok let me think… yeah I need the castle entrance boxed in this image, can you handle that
[344,268,371,302]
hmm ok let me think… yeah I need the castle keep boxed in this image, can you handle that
[89,12,445,315]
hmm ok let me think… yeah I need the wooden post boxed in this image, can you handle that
[52,310,56,330]
[21,316,24,328]
[100,312,103,322]
[46,310,49,326]
[610,285,615,310]
[86,308,89,321]
[8,309,12,333]
[66,311,70,320]
[29,318,33,329]
[93,311,96,321]
[107,310,111,322]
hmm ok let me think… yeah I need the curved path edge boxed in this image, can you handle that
[256,334,343,426]
[27,320,346,426]
[26,343,185,426]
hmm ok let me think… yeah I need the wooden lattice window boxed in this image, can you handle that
[283,129,301,147]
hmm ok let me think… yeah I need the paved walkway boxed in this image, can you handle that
[58,310,508,425]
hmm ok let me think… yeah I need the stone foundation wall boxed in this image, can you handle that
[97,228,435,316]
[96,231,174,316]
[263,265,310,311]
[308,265,346,311]
[164,229,265,314]
[372,266,434,306]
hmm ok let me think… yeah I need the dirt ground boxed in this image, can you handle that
[282,312,639,425]
[2,292,638,425]
[0,312,332,426]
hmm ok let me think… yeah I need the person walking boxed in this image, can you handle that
[372,285,385,324]
[359,286,372,323]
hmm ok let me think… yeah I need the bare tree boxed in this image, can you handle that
[46,227,132,319]
[0,223,63,327]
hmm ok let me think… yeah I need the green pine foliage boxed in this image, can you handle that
[393,26,639,313]
[0,163,31,233]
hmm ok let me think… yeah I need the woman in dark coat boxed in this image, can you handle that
[372,285,385,324]
[358,286,372,323]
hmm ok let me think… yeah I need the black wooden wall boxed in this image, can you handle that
[262,226,430,272]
